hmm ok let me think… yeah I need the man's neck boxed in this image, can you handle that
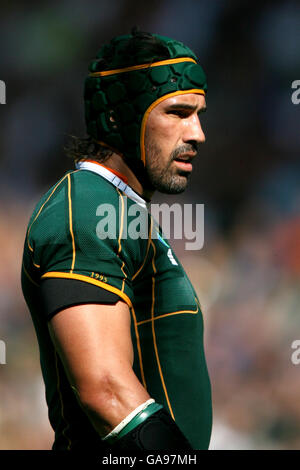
[92,153,154,201]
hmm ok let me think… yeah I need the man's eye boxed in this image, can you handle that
[167,110,188,117]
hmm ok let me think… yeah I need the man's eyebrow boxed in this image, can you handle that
[166,103,207,112]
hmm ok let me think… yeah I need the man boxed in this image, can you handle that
[21,29,212,451]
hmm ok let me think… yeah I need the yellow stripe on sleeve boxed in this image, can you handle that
[41,271,133,308]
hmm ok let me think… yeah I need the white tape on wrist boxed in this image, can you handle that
[102,398,155,441]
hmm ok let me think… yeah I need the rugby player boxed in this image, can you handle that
[21,29,212,450]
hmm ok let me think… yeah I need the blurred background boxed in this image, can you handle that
[0,0,300,449]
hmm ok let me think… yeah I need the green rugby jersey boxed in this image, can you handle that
[21,162,212,450]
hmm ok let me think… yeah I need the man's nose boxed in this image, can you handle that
[183,115,206,144]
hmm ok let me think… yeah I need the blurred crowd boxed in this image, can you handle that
[0,0,299,449]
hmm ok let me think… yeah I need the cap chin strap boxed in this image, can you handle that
[123,154,153,193]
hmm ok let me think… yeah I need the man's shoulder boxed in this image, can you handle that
[71,168,120,200]
[33,169,119,215]
[26,169,123,242]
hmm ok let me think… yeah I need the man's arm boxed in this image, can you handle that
[48,300,150,438]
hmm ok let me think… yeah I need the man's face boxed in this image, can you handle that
[144,93,206,194]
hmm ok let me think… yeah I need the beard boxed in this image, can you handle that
[144,138,197,194]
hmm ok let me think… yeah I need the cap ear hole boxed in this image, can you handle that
[170,77,177,83]
[109,110,116,122]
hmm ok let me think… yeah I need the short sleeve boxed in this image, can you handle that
[40,278,121,321]
[28,172,139,309]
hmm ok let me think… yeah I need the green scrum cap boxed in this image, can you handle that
[84,33,207,167]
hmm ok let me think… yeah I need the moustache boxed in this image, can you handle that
[171,143,199,161]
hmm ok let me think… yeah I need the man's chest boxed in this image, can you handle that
[132,235,199,324]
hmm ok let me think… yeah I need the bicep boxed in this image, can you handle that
[48,300,134,390]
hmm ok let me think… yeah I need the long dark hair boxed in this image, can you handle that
[64,135,113,164]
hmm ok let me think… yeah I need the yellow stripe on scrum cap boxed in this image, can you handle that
[140,89,206,166]
[88,57,197,77]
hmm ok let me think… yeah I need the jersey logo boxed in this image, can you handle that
[167,248,178,265]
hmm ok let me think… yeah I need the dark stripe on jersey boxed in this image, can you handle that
[41,278,120,321]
